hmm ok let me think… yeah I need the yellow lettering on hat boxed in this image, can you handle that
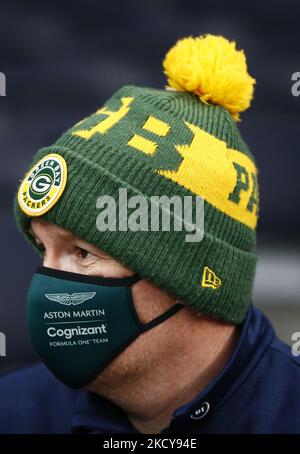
[72,97,134,139]
[157,122,258,229]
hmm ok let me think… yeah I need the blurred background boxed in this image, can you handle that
[0,0,299,374]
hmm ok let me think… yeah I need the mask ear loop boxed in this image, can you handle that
[127,276,184,333]
[139,302,184,333]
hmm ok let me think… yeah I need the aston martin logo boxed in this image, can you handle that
[44,292,96,306]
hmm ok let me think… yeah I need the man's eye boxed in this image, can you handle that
[78,248,92,259]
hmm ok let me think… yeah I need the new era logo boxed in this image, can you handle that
[201,266,221,289]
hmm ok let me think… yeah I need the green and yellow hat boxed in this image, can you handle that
[15,34,258,324]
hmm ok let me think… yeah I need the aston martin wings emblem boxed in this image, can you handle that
[44,292,96,306]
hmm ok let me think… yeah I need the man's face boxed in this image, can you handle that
[30,219,188,395]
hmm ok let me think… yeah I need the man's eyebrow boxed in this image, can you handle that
[29,226,76,243]
[59,231,77,241]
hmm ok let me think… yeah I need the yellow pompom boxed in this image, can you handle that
[163,34,255,121]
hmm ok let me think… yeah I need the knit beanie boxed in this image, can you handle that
[15,35,258,324]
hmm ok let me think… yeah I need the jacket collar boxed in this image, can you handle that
[71,305,275,433]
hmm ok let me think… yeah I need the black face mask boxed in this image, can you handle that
[27,266,184,388]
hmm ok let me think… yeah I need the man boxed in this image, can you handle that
[0,34,300,434]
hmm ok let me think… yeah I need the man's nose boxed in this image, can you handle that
[43,256,60,270]
[43,251,65,271]
[43,250,78,274]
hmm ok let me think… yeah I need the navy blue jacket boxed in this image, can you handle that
[0,305,300,434]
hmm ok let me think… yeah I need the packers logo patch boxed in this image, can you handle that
[18,153,67,216]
